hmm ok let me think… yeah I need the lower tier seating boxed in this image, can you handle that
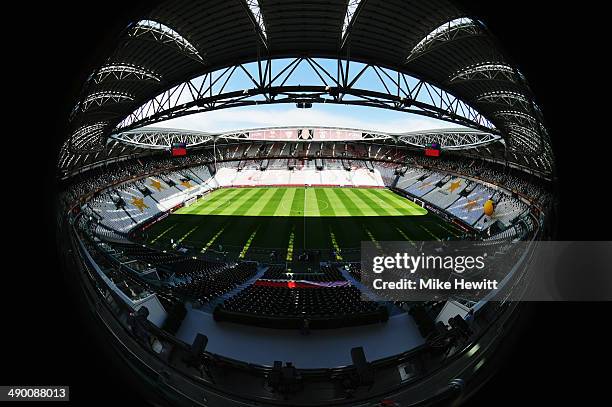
[214,285,388,329]
[170,262,258,303]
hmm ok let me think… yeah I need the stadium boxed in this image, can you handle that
[56,1,555,406]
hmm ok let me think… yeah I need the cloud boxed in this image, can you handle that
[147,104,463,134]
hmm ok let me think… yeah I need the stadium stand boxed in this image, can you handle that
[474,195,528,230]
[422,177,469,209]
[446,184,496,226]
[60,133,553,407]
[62,142,550,334]
[172,262,258,304]
[404,173,446,197]
[395,168,431,190]
[64,149,549,238]
[82,166,215,232]
[215,284,388,329]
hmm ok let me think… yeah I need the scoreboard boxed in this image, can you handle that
[171,142,187,156]
[425,142,441,157]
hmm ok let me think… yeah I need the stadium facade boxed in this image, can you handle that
[56,1,555,406]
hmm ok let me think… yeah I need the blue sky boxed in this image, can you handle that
[151,104,461,133]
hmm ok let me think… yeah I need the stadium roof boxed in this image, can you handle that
[63,0,552,174]
[110,126,500,150]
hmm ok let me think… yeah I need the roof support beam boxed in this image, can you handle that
[114,57,496,135]
[111,128,213,149]
[397,128,501,150]
[241,0,269,49]
[340,0,367,50]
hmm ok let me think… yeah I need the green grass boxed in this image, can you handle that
[142,187,464,263]
[175,187,427,217]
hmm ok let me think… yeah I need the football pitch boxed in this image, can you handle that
[175,186,427,217]
[142,187,463,262]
